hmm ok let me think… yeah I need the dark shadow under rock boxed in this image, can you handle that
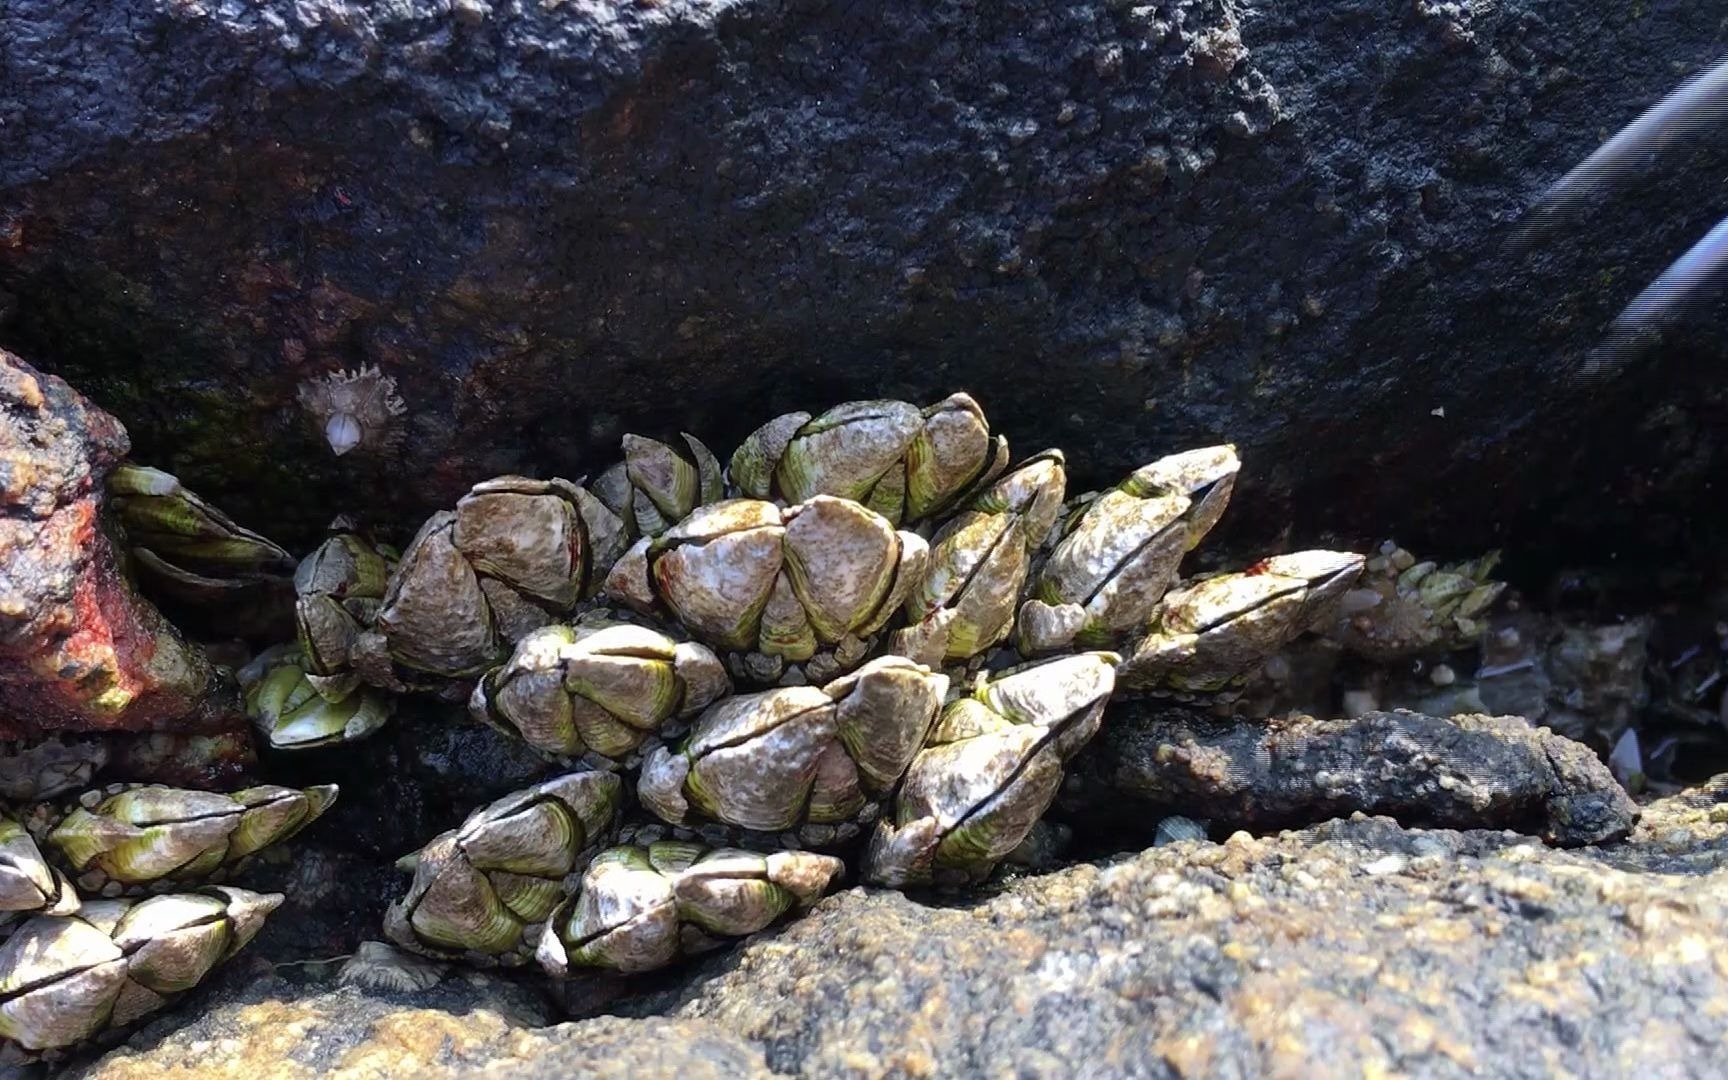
[1061,706,1640,847]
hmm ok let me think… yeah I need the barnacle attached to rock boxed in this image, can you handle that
[1119,550,1365,697]
[536,841,843,976]
[383,771,621,965]
[30,783,338,896]
[1322,542,1506,662]
[471,620,728,765]
[1018,445,1239,655]
[358,476,628,684]
[593,433,726,539]
[296,365,407,458]
[607,496,928,686]
[637,656,948,849]
[106,464,296,607]
[892,451,1067,666]
[240,645,394,751]
[0,886,280,1061]
[293,519,396,700]
[338,940,447,993]
[864,652,1118,889]
[730,393,1009,526]
[0,817,79,920]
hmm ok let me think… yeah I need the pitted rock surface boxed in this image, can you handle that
[651,801,1728,1078]
[69,972,770,1080]
[67,779,1728,1078]
[0,2,1722,567]
[1061,706,1642,846]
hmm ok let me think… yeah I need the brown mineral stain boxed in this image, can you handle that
[1158,1031,1215,1077]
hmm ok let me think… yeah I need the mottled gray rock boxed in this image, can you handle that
[0,1,1722,570]
[1062,707,1641,846]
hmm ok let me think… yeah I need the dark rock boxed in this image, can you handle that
[0,347,240,740]
[99,731,258,791]
[260,697,559,864]
[1061,706,1640,846]
[0,2,1722,572]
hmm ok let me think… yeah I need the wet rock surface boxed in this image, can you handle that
[0,347,237,740]
[0,2,1723,566]
[64,780,1728,1078]
[1061,706,1641,847]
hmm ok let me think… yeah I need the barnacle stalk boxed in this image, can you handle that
[0,887,280,1060]
[470,620,729,764]
[637,656,948,849]
[32,783,338,896]
[0,736,111,803]
[730,393,1009,526]
[536,842,842,976]
[864,652,1119,889]
[383,772,621,965]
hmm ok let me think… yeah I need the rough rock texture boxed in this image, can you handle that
[0,1,1723,569]
[1060,707,1642,847]
[69,969,771,1079]
[0,347,238,739]
[72,779,1728,1078]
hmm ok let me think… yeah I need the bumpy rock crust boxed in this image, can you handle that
[1064,707,1639,846]
[84,787,1728,1078]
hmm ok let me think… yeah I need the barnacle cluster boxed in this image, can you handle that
[12,390,1493,1056]
[233,392,1386,962]
[0,782,333,1061]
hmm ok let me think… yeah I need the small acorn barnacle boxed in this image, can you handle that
[297,365,407,457]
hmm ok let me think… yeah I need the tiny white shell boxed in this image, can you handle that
[325,413,362,456]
